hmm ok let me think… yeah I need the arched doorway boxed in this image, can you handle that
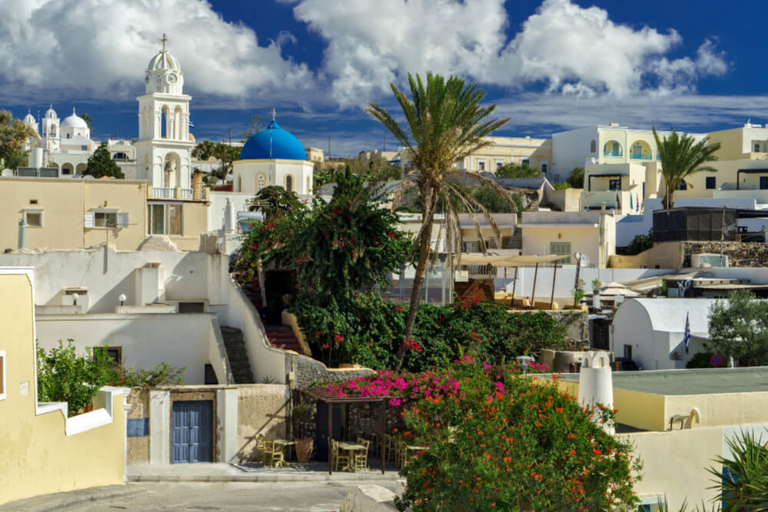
[62,163,75,175]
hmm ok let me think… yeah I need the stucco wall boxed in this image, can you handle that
[0,177,148,252]
[624,428,723,509]
[665,391,768,429]
[127,388,150,465]
[0,270,127,506]
[0,248,222,313]
[235,384,290,463]
[35,313,224,385]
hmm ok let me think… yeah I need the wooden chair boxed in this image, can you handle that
[262,438,285,468]
[354,437,371,472]
[383,434,397,462]
[331,440,351,472]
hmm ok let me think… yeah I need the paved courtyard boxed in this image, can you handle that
[70,481,403,512]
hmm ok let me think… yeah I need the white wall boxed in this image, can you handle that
[496,266,670,302]
[208,192,253,232]
[551,127,599,181]
[35,313,226,384]
[0,248,224,313]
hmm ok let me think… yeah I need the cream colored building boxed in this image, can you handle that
[558,368,768,510]
[0,177,210,252]
[457,136,552,174]
[520,210,616,268]
[0,268,128,506]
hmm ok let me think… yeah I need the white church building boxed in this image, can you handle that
[232,111,314,196]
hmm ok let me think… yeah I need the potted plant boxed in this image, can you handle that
[292,401,316,463]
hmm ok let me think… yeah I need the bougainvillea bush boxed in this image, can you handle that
[391,361,640,511]
[291,294,566,372]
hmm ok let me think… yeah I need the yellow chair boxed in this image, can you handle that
[331,440,351,472]
[354,437,371,472]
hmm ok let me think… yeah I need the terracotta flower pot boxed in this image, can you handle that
[295,438,314,463]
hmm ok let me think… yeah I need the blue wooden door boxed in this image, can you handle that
[172,400,213,464]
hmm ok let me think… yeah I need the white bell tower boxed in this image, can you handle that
[136,34,193,191]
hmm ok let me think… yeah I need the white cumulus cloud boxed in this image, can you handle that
[0,0,312,101]
[286,0,728,105]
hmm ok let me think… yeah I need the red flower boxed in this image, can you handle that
[321,343,330,350]
[334,334,344,344]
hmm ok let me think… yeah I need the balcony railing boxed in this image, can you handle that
[13,167,60,178]
[181,188,193,201]
[603,151,623,157]
[152,187,176,199]
[629,153,653,160]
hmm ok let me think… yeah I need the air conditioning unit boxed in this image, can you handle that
[691,253,728,268]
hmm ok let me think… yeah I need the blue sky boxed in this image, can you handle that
[1,0,766,157]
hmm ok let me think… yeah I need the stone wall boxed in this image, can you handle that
[235,384,290,463]
[292,354,374,389]
[684,242,768,268]
[126,388,150,465]
[544,310,589,350]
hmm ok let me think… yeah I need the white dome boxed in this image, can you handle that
[61,108,88,129]
[147,49,181,71]
[45,106,57,119]
[23,112,36,125]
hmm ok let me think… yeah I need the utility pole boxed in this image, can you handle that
[328,136,332,160]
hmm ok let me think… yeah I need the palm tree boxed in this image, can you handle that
[367,72,511,369]
[707,429,768,510]
[192,140,216,161]
[653,127,721,209]
[79,113,94,131]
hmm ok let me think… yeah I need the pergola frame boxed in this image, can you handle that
[298,388,387,475]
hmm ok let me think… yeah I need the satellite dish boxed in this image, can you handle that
[580,255,590,267]
[1,169,12,177]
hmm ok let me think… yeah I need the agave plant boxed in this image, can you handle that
[707,429,768,511]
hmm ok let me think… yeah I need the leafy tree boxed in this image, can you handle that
[626,232,653,255]
[294,166,410,301]
[37,340,116,417]
[709,290,768,366]
[0,110,36,170]
[192,140,217,161]
[653,127,721,209]
[395,361,640,511]
[552,181,571,190]
[471,187,514,213]
[79,112,94,130]
[250,185,306,219]
[367,73,511,369]
[495,163,540,179]
[241,114,265,142]
[83,142,124,179]
[213,142,241,176]
[567,166,584,188]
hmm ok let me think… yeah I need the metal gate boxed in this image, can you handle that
[172,400,213,464]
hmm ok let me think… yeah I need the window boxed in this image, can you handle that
[677,181,688,191]
[521,158,531,167]
[549,242,571,264]
[285,175,293,192]
[178,302,205,313]
[590,140,597,153]
[609,179,621,191]
[623,344,632,360]
[257,174,266,192]
[477,159,486,171]
[94,346,122,367]
[541,160,549,174]
[81,145,88,151]
[706,176,717,190]
[85,210,128,229]
[761,177,768,190]
[306,176,311,193]
[0,350,5,400]
[147,203,182,235]
[463,241,481,252]
[755,143,761,153]
[495,159,504,170]
[24,209,44,228]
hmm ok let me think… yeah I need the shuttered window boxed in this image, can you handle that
[84,210,129,229]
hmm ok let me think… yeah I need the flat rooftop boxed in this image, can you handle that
[560,367,768,396]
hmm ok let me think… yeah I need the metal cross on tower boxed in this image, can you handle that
[160,33,169,51]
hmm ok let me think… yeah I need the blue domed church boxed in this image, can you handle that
[232,111,314,196]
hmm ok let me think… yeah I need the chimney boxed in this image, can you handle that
[192,170,203,201]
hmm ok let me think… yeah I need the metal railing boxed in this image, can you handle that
[152,187,176,199]
[180,188,193,201]
[629,153,653,160]
[603,150,623,157]
[14,168,60,178]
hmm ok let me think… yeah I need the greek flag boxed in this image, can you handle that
[683,312,691,354]
[188,119,195,128]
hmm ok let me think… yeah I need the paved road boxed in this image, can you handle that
[71,481,403,512]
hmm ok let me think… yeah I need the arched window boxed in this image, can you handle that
[677,181,688,191]
[285,175,293,192]
[590,140,596,153]
[161,107,168,139]
[257,174,265,192]
[306,176,311,193]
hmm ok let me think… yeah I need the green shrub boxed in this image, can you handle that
[36,340,116,417]
[110,362,185,388]
[395,362,640,511]
[291,295,566,371]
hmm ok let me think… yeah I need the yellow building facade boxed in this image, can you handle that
[0,268,128,506]
[458,136,552,174]
[0,177,209,252]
